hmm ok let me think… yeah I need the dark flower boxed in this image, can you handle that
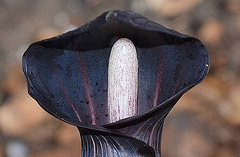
[22,10,209,157]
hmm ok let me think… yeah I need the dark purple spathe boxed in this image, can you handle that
[22,10,209,157]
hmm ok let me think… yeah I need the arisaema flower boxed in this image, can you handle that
[22,10,209,157]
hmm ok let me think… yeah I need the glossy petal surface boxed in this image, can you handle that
[22,10,209,156]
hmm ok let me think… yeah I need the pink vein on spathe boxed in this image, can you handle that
[61,85,82,122]
[78,54,97,125]
[37,57,82,123]
[153,54,165,107]
[52,61,82,123]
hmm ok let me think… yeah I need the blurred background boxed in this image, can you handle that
[0,0,240,156]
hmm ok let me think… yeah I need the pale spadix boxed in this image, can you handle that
[108,38,138,123]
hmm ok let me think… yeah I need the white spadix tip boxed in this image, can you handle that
[108,38,138,123]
